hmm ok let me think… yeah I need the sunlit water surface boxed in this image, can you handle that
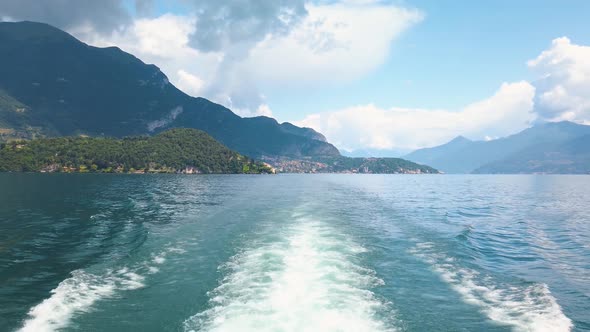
[0,174,589,331]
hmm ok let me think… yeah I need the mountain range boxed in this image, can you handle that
[404,121,590,174]
[0,21,338,159]
[2,21,587,175]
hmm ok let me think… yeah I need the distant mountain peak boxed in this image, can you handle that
[449,135,472,144]
[405,120,590,174]
[279,122,328,142]
[542,120,580,128]
[0,21,77,44]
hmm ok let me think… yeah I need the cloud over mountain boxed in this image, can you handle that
[0,0,422,117]
[295,81,536,151]
[295,36,590,152]
[2,1,587,153]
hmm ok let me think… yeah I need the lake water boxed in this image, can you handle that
[0,174,589,332]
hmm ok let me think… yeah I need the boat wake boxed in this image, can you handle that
[409,242,573,332]
[184,214,396,332]
[18,246,183,332]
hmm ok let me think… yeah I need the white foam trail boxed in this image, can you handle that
[168,247,187,254]
[18,269,145,332]
[409,242,573,332]
[153,253,167,264]
[185,217,396,332]
[18,244,188,332]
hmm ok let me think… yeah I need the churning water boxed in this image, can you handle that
[0,174,588,331]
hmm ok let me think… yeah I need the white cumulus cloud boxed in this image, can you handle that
[242,2,423,83]
[294,81,536,151]
[176,69,205,97]
[528,37,590,124]
[70,2,422,117]
[294,36,590,152]
[233,104,274,118]
[80,14,223,102]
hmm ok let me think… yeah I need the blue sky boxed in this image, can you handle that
[264,0,590,115]
[1,0,589,153]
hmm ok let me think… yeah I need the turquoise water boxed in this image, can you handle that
[0,174,589,331]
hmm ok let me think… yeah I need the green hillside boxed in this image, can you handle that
[0,128,273,174]
[267,156,439,174]
[0,21,339,158]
